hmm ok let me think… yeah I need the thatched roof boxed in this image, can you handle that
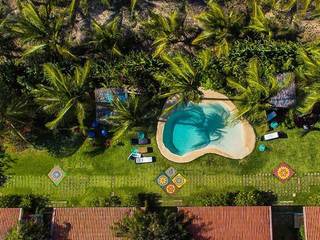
[269,73,296,108]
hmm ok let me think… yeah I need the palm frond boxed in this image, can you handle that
[45,98,75,129]
[22,44,46,57]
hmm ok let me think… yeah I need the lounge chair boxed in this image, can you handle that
[128,152,141,160]
[135,157,155,164]
[260,131,287,141]
[138,147,153,154]
[131,138,151,145]
[267,111,277,122]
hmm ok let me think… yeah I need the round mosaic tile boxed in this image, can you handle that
[166,184,176,194]
[157,175,169,187]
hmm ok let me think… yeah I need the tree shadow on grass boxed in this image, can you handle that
[29,129,85,158]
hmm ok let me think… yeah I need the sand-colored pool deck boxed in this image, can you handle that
[156,90,256,163]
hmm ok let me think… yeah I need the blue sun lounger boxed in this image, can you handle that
[267,111,277,122]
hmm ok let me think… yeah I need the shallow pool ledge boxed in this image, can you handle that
[156,90,256,163]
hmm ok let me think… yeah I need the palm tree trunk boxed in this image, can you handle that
[7,122,34,147]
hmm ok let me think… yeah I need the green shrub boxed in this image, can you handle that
[123,192,161,210]
[234,190,261,206]
[5,221,48,240]
[224,39,300,82]
[0,195,48,211]
[194,190,277,206]
[82,194,122,207]
[91,52,165,96]
[0,195,22,208]
[194,192,234,206]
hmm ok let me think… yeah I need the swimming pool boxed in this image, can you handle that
[163,103,243,155]
[156,90,256,162]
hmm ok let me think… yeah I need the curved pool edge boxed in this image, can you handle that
[156,90,256,163]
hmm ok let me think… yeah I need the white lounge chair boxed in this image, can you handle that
[260,131,286,141]
[135,157,155,164]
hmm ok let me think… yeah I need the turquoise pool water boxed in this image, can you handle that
[163,103,243,156]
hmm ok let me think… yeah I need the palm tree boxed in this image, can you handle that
[89,16,123,56]
[192,0,245,57]
[32,61,91,131]
[227,58,289,123]
[295,46,320,113]
[274,0,312,18]
[248,1,299,40]
[0,79,32,144]
[0,4,20,59]
[106,95,157,142]
[10,1,76,59]
[154,51,212,112]
[143,7,187,58]
[102,0,139,12]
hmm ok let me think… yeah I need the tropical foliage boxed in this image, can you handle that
[32,61,92,131]
[113,208,193,240]
[155,51,213,112]
[143,7,188,58]
[0,78,32,143]
[5,221,49,240]
[89,16,123,56]
[9,1,76,59]
[193,0,245,57]
[227,58,292,123]
[107,95,158,142]
[296,45,320,113]
[248,0,300,40]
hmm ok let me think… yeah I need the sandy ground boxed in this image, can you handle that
[156,90,256,163]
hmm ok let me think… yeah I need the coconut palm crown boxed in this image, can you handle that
[32,61,92,130]
[143,7,187,58]
[227,58,291,123]
[10,1,76,59]
[155,51,213,112]
[295,46,320,113]
[107,95,158,142]
[192,0,245,57]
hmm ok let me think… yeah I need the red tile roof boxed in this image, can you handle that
[179,206,273,240]
[0,208,21,239]
[304,207,320,240]
[51,207,132,240]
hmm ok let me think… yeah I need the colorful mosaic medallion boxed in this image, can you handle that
[165,183,176,194]
[165,167,177,178]
[48,166,65,186]
[157,174,169,187]
[273,162,295,183]
[156,168,188,195]
[172,174,186,188]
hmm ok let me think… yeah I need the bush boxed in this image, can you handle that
[0,195,22,208]
[234,190,261,206]
[5,221,49,240]
[82,194,122,207]
[113,208,193,240]
[224,39,300,83]
[194,190,277,206]
[91,52,165,96]
[124,192,161,210]
[0,195,48,211]
[195,192,235,206]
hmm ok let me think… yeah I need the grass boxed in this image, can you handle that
[1,125,320,206]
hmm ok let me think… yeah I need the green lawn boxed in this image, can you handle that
[1,126,320,206]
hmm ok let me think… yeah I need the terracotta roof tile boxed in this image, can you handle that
[304,207,320,240]
[179,206,272,240]
[51,207,132,240]
[0,208,20,239]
